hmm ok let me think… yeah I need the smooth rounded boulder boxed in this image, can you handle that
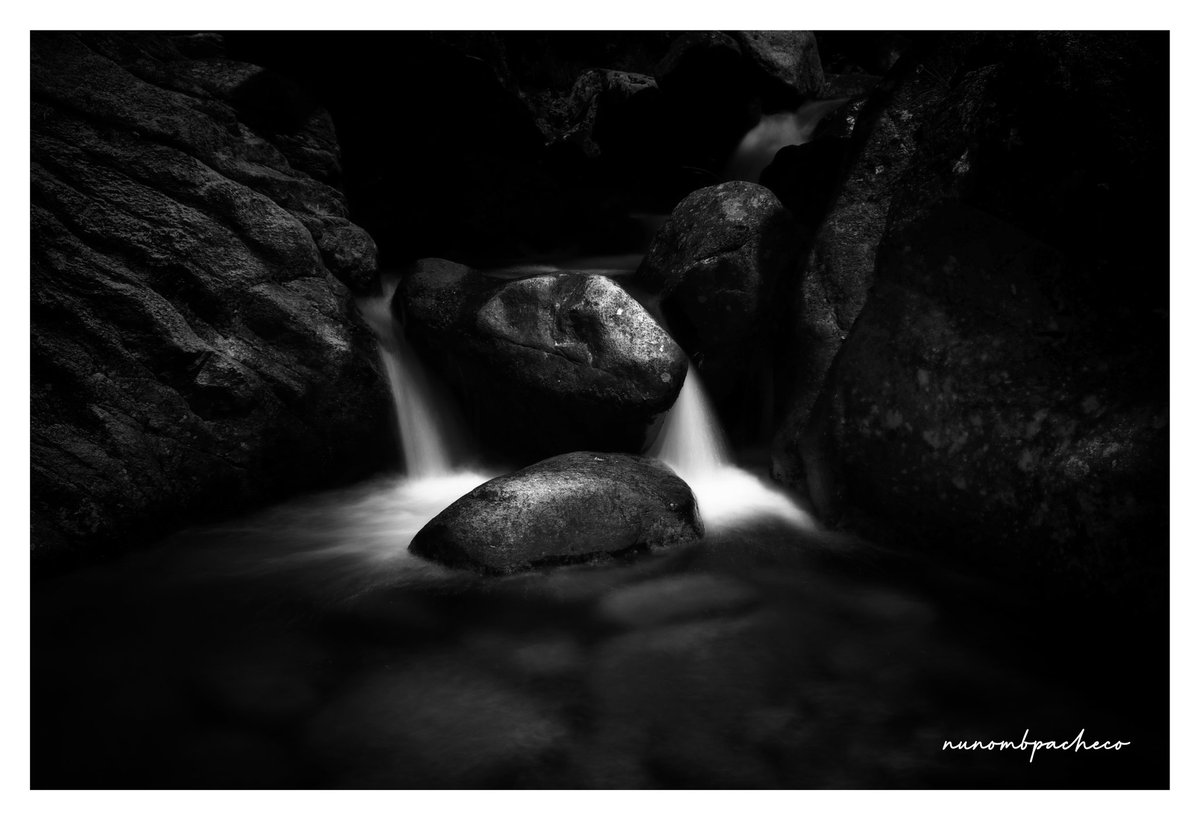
[409,452,704,573]
[731,31,825,103]
[399,260,687,460]
[635,181,797,410]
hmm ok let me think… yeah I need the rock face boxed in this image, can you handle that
[801,206,1168,602]
[534,69,659,158]
[410,452,703,573]
[399,260,687,460]
[224,32,657,268]
[778,32,1168,603]
[771,50,955,477]
[636,182,797,410]
[31,33,389,567]
[731,31,825,103]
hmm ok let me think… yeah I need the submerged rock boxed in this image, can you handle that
[410,452,703,573]
[305,655,569,787]
[30,32,389,567]
[400,260,687,460]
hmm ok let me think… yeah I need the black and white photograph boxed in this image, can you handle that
[18,7,1190,803]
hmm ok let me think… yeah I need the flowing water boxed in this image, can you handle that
[31,140,1165,788]
[648,361,815,530]
[724,99,848,183]
[358,275,467,479]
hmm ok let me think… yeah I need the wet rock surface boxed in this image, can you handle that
[771,47,955,474]
[731,30,825,103]
[401,259,687,460]
[636,182,798,412]
[410,452,703,573]
[30,32,389,568]
[800,204,1168,604]
[773,33,1168,603]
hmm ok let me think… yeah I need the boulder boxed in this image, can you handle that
[759,138,852,225]
[656,32,745,97]
[635,182,797,410]
[399,261,687,460]
[800,205,1167,604]
[731,31,825,104]
[775,33,1168,605]
[31,32,389,568]
[534,68,659,158]
[771,47,956,484]
[409,452,704,573]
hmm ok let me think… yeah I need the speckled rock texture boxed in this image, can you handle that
[409,452,703,573]
[730,31,825,101]
[400,260,687,460]
[800,205,1167,602]
[778,33,1168,603]
[532,68,659,159]
[635,181,797,407]
[770,48,955,460]
[31,32,389,567]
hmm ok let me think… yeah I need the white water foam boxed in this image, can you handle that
[649,362,815,531]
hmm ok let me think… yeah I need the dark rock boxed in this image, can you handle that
[30,33,389,567]
[814,31,915,76]
[888,32,1169,311]
[799,205,1167,603]
[225,32,576,267]
[400,260,687,460]
[772,49,955,479]
[409,452,703,573]
[819,72,881,100]
[730,31,825,105]
[759,139,853,225]
[655,33,758,178]
[811,97,868,141]
[656,32,745,96]
[776,33,1168,604]
[533,68,659,157]
[636,182,798,408]
[425,32,683,216]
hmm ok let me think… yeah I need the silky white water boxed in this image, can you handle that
[358,276,465,479]
[649,361,815,530]
[724,98,849,183]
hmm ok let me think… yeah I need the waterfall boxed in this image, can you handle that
[648,358,732,479]
[724,98,848,183]
[358,275,462,479]
[650,361,815,531]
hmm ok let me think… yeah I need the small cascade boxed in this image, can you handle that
[724,98,848,183]
[650,361,815,530]
[648,358,732,480]
[358,275,464,479]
